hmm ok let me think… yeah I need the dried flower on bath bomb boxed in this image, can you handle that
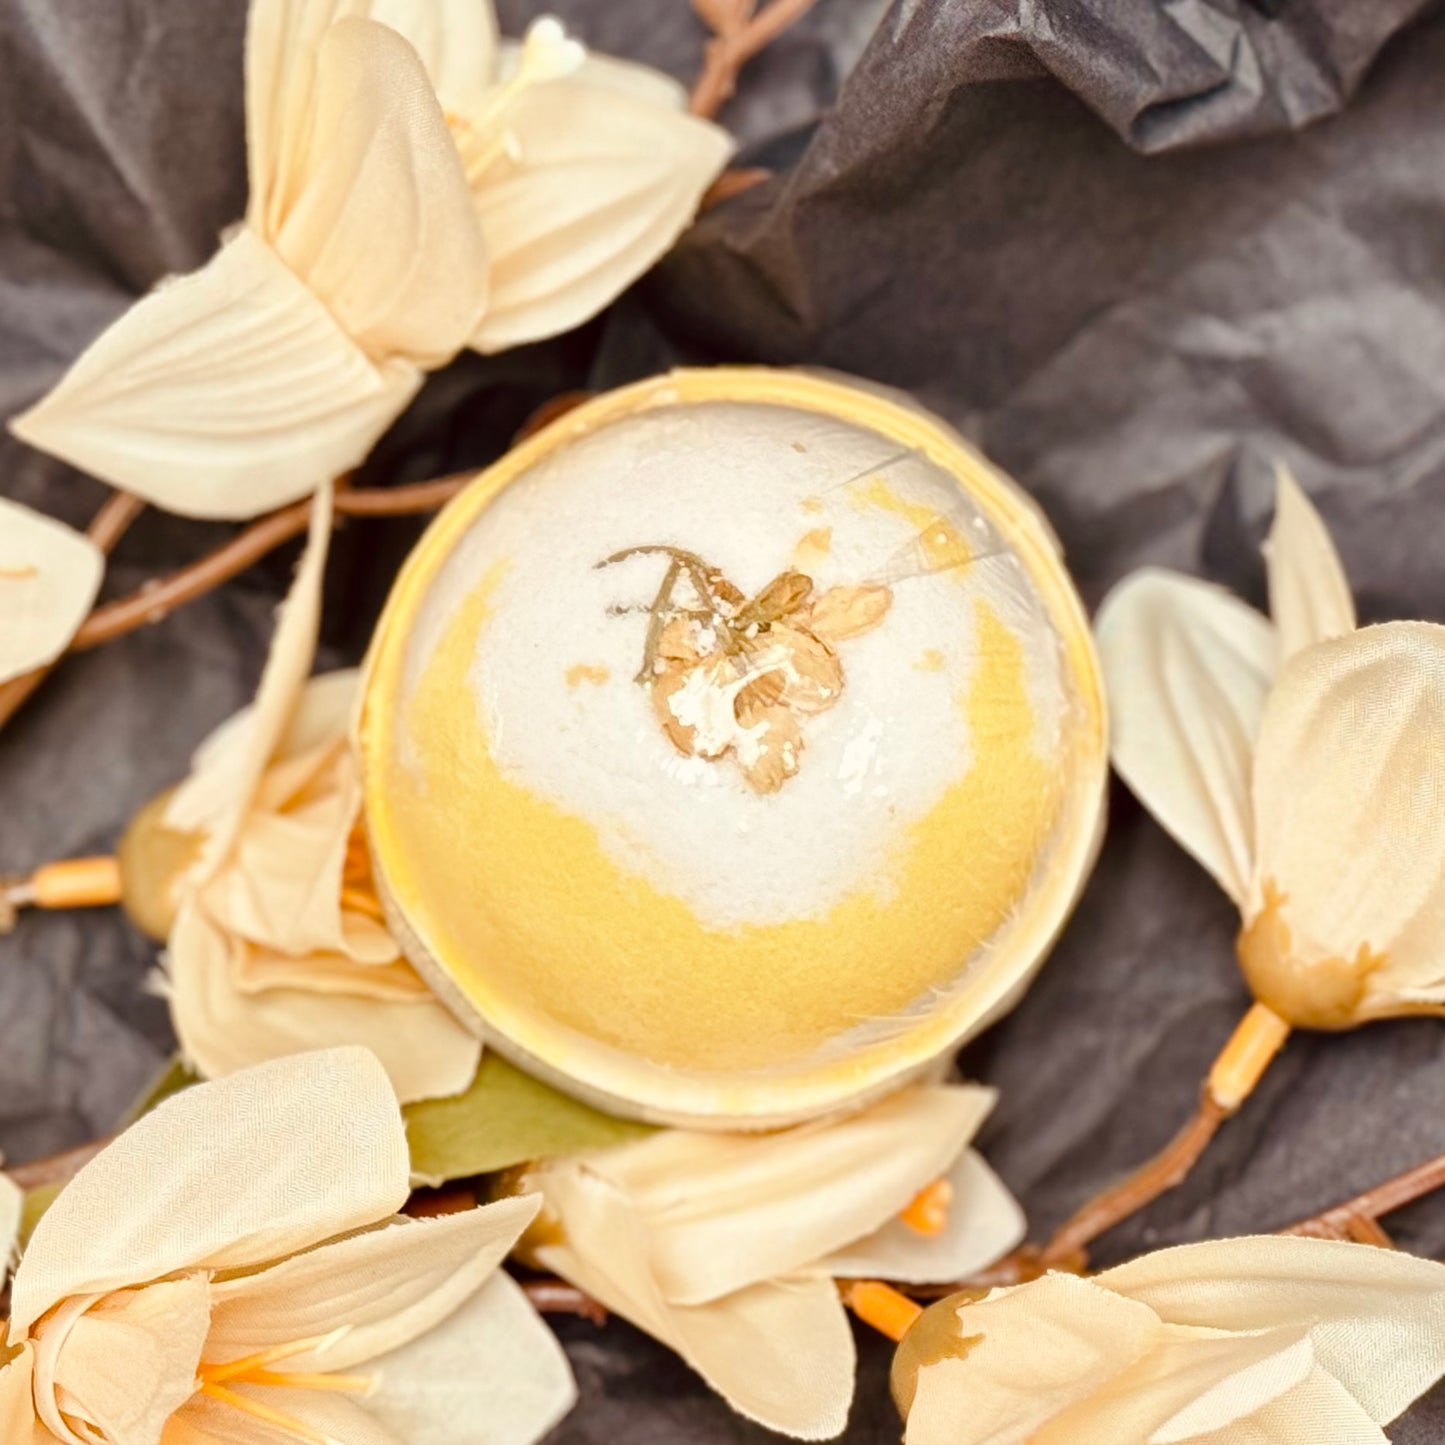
[157,485,480,1103]
[0,1047,576,1445]
[0,500,103,686]
[893,1235,1445,1444]
[602,543,894,794]
[1097,466,1445,1030]
[10,0,728,518]
[518,1083,1024,1439]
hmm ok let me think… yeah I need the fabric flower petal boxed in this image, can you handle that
[1248,622,1445,1015]
[468,77,729,352]
[9,233,420,520]
[204,1196,538,1371]
[246,0,498,188]
[1035,1323,1316,1445]
[0,500,104,686]
[1103,1234,1445,1426]
[824,1148,1025,1285]
[8,1048,409,1337]
[364,0,499,114]
[183,1385,401,1445]
[576,1085,994,1305]
[531,1166,854,1440]
[35,1275,212,1445]
[1265,465,1356,662]
[1189,1367,1385,1444]
[166,900,481,1104]
[905,1273,1164,1445]
[270,18,489,365]
[1,1171,20,1284]
[1115,1236,1445,1427]
[0,1347,47,1445]
[1096,568,1278,907]
[569,50,689,109]
[165,484,332,872]
[360,1272,577,1445]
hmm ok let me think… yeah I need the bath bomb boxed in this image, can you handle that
[361,369,1106,1126]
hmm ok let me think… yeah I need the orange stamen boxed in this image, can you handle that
[201,1333,341,1385]
[198,1383,342,1445]
[339,883,386,923]
[900,1177,953,1237]
[841,1280,923,1342]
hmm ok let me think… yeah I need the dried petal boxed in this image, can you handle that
[765,623,845,716]
[734,698,806,794]
[651,655,741,761]
[807,583,893,643]
[743,570,815,625]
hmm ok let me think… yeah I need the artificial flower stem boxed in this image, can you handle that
[1039,1003,1290,1267]
[842,1280,924,1342]
[1281,1149,1445,1242]
[689,0,821,119]
[1205,1001,1291,1111]
[1,856,123,930]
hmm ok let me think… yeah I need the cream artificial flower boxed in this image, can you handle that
[894,1235,1445,1445]
[0,500,103,686]
[520,1083,1024,1439]
[10,0,729,519]
[160,485,481,1103]
[0,1047,576,1445]
[0,1172,20,1289]
[1097,467,1445,1029]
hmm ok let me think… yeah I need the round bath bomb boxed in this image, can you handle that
[361,369,1106,1126]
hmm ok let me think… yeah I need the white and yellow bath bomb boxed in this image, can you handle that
[361,369,1106,1126]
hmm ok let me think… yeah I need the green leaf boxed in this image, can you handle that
[120,1055,201,1127]
[405,1052,654,1186]
[19,1181,62,1248]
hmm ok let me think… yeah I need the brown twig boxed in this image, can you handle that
[519,1276,608,1326]
[1033,1002,1292,1271]
[1040,1091,1229,1271]
[70,474,472,654]
[701,166,773,209]
[1281,1151,1445,1244]
[688,0,820,120]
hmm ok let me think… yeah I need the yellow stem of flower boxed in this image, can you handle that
[841,1280,923,1343]
[900,1178,953,1237]
[1206,1001,1291,1113]
[22,857,124,911]
[199,1383,343,1445]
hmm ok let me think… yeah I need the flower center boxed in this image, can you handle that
[197,1334,375,1445]
[449,18,586,184]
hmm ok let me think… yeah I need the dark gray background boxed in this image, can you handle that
[2,0,1444,1438]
